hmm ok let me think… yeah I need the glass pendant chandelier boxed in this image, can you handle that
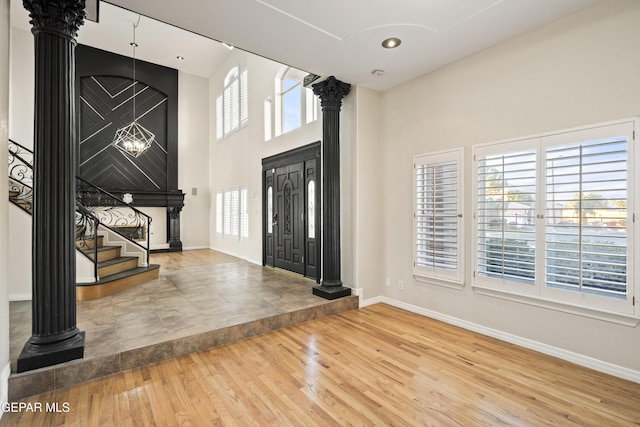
[113,16,155,158]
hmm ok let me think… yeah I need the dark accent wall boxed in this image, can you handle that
[75,44,179,193]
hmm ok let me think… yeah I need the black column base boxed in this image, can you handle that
[17,331,85,373]
[169,241,183,252]
[313,285,351,300]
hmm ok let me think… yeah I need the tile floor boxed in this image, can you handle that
[8,250,358,399]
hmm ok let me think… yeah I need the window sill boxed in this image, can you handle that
[472,284,639,327]
[414,274,465,291]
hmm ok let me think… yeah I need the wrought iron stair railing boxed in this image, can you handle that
[75,176,152,267]
[8,139,152,280]
[8,140,33,214]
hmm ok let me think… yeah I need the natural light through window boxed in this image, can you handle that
[473,118,637,317]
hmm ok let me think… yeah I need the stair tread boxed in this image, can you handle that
[81,245,120,254]
[97,256,138,268]
[77,264,160,286]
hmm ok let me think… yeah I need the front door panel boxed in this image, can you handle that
[274,162,305,274]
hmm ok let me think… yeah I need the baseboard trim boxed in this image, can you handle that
[378,297,640,384]
[182,245,210,251]
[361,295,383,307]
[208,247,261,266]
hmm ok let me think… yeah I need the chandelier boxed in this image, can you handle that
[113,16,155,158]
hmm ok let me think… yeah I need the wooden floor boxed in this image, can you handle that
[2,303,639,426]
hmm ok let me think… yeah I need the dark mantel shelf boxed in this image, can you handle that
[78,188,185,252]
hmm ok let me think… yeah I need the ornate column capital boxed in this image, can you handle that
[312,76,351,111]
[23,0,86,38]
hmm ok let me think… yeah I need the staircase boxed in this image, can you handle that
[9,140,160,301]
[75,233,159,300]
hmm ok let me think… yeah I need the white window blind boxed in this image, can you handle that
[229,189,240,237]
[474,118,636,316]
[240,187,249,239]
[414,149,464,283]
[216,192,223,234]
[477,148,537,285]
[240,69,248,127]
[223,190,233,236]
[217,66,248,140]
[545,137,628,298]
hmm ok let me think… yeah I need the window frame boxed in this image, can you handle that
[413,148,465,286]
[216,186,249,240]
[216,65,248,141]
[472,118,638,321]
[272,67,318,138]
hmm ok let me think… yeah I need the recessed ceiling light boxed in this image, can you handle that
[371,69,385,77]
[176,56,185,61]
[130,42,138,48]
[382,37,401,49]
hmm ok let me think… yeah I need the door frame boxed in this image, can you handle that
[262,141,321,282]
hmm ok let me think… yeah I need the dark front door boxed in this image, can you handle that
[262,142,321,282]
[273,162,305,274]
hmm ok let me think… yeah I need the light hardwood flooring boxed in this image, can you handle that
[2,303,639,426]
[8,249,356,399]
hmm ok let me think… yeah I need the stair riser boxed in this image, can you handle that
[86,248,121,263]
[76,268,160,301]
[98,259,138,277]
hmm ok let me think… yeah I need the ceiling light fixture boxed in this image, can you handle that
[113,16,155,158]
[371,69,385,77]
[382,37,401,49]
[176,55,184,61]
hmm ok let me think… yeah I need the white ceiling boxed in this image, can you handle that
[12,0,599,91]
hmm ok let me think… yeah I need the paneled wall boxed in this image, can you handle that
[76,45,179,193]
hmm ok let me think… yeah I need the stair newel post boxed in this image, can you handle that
[93,216,98,280]
[147,216,151,267]
[17,0,86,372]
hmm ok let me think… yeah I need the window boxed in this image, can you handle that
[308,180,315,238]
[413,148,464,284]
[216,192,223,234]
[240,187,249,239]
[273,67,318,138]
[474,119,637,317]
[216,66,248,140]
[267,186,273,234]
[216,186,248,239]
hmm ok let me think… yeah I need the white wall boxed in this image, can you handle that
[352,86,383,300]
[8,26,32,149]
[178,71,210,250]
[209,50,322,265]
[378,0,640,374]
[8,206,30,299]
[1,0,12,414]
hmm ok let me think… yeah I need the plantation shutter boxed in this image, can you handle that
[240,70,248,127]
[223,190,232,235]
[216,192,223,234]
[240,187,249,238]
[229,189,240,237]
[414,149,463,283]
[545,137,628,297]
[476,147,537,285]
